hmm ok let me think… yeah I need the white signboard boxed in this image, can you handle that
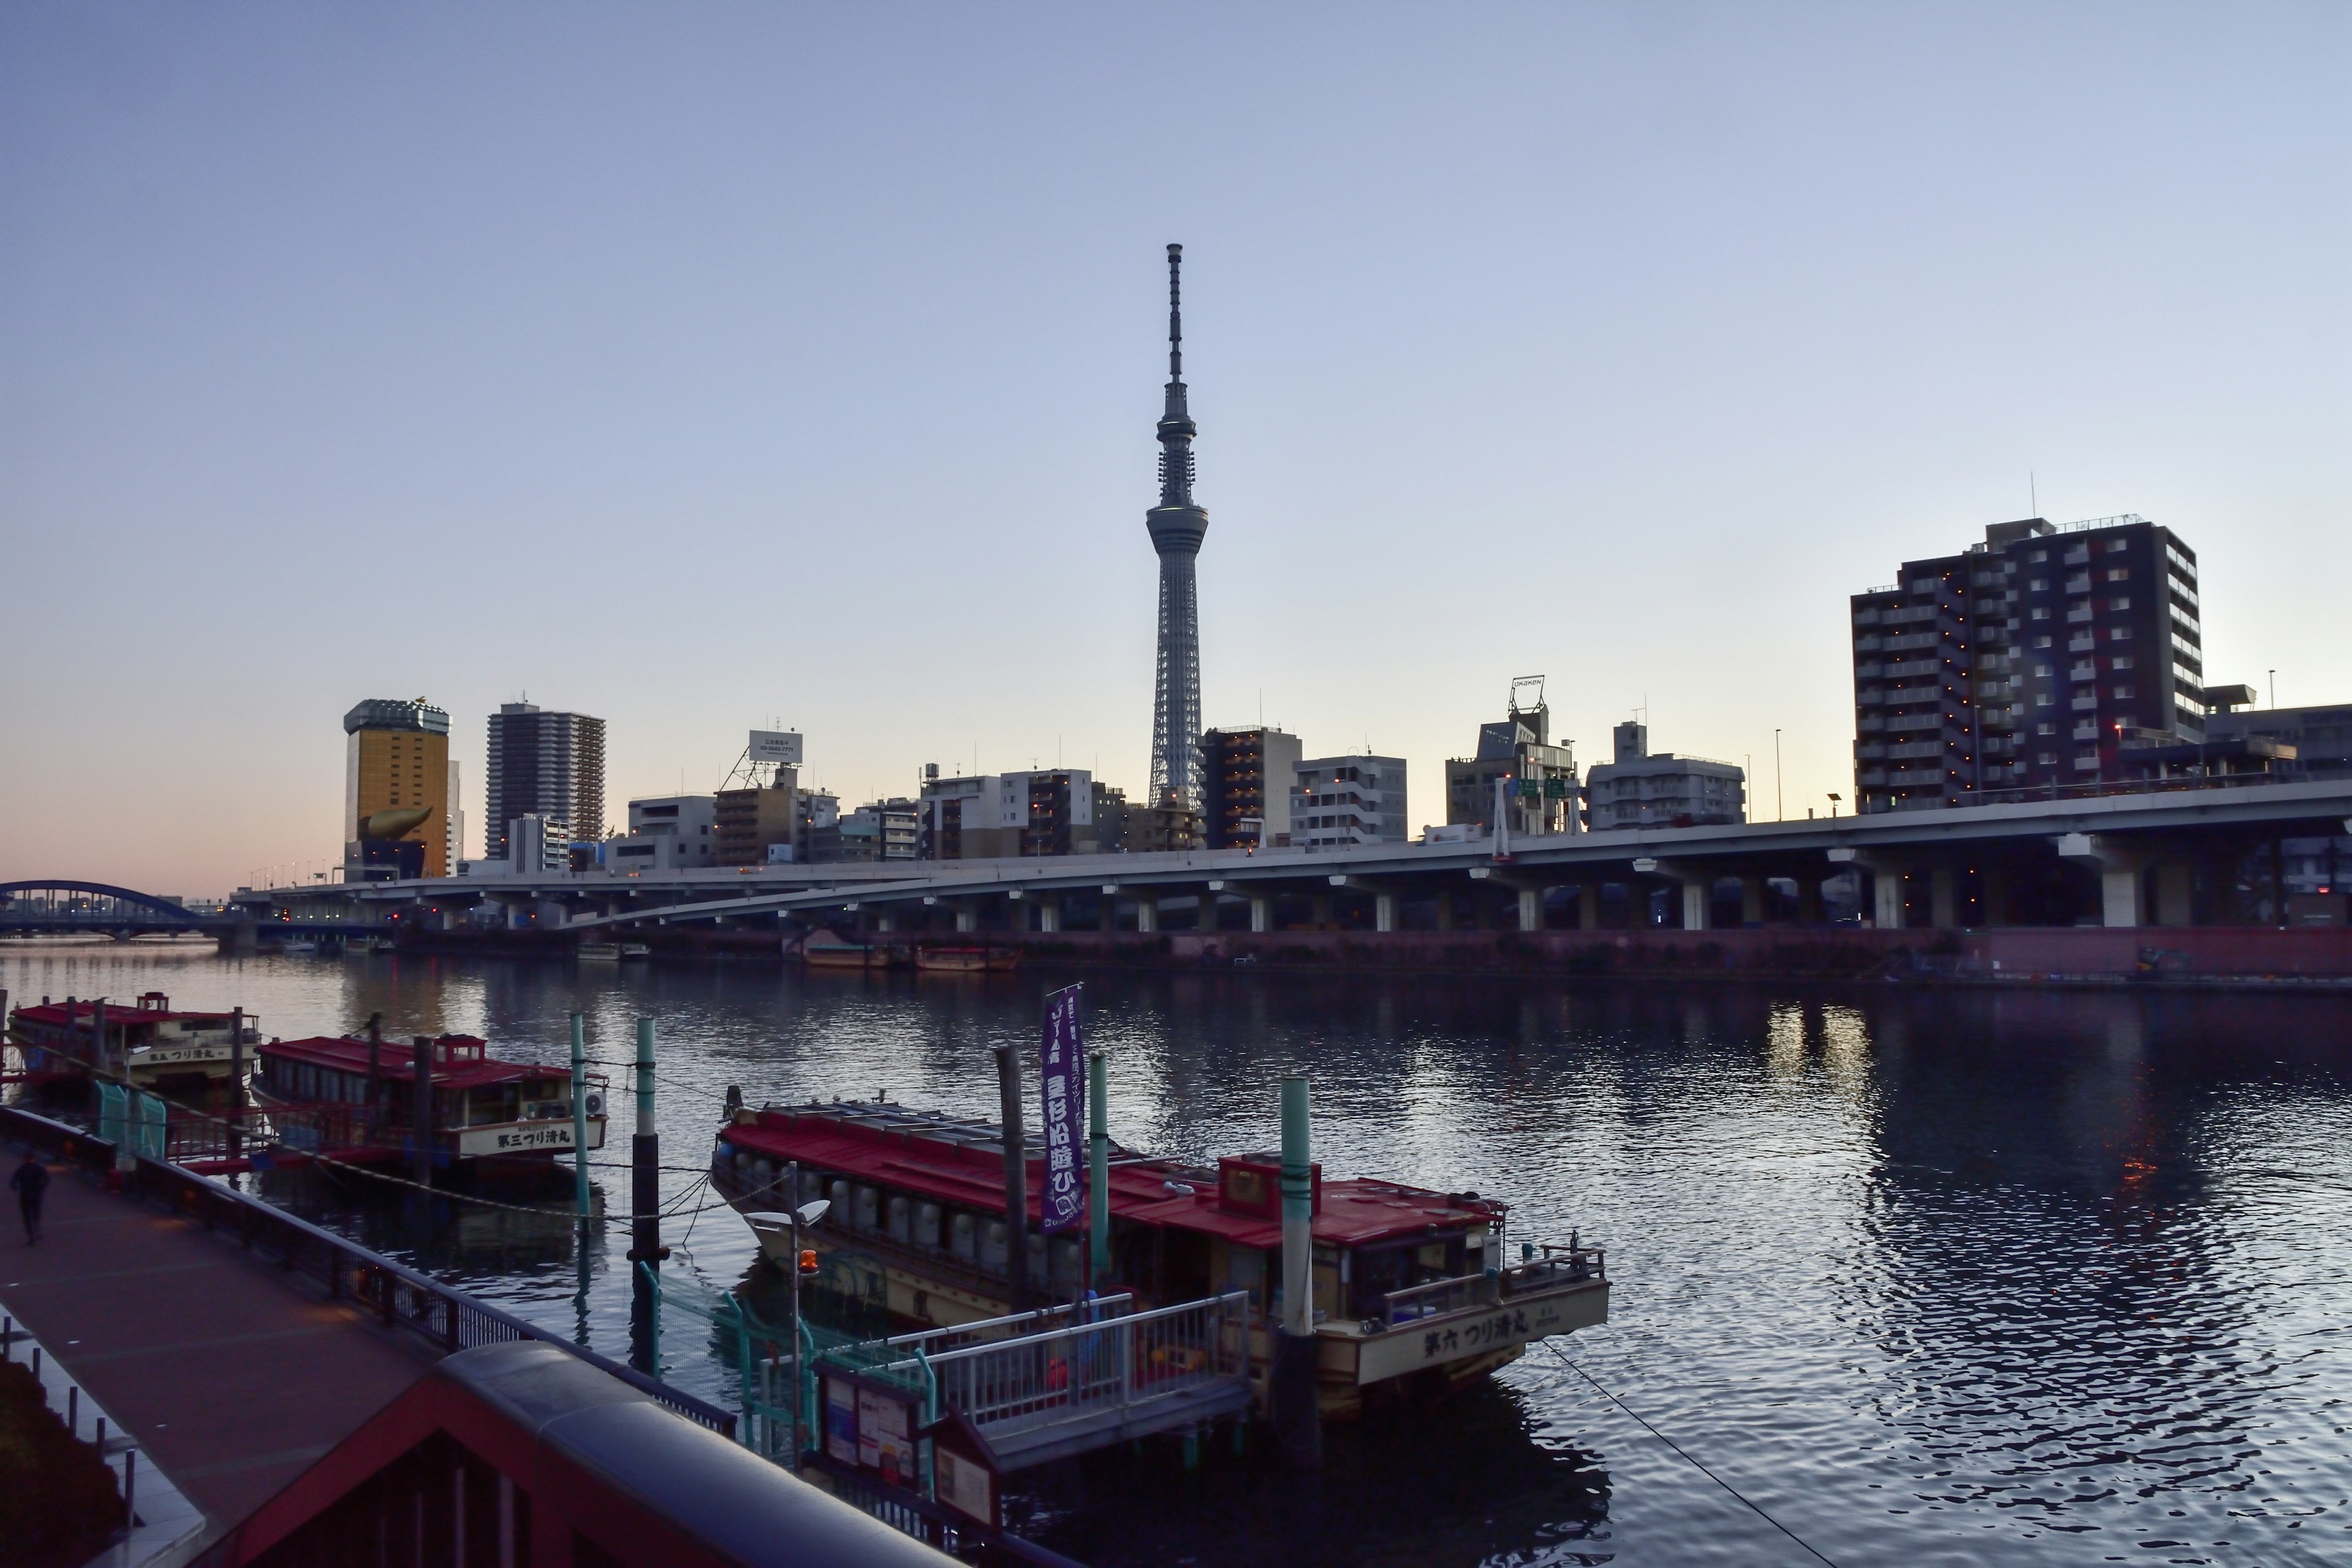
[749,730,804,766]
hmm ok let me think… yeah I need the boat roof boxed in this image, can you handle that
[260,1034,572,1090]
[11,998,235,1028]
[720,1101,1504,1250]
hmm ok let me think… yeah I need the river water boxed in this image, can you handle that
[7,940,2351,1567]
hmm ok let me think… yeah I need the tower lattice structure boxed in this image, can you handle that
[1146,243,1208,805]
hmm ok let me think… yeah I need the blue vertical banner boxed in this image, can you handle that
[1039,984,1087,1234]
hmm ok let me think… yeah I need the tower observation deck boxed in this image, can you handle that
[1147,243,1208,805]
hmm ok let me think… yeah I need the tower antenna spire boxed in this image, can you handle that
[1168,243,1183,381]
[1145,243,1208,807]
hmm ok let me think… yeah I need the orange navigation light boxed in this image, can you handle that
[798,1248,819,1276]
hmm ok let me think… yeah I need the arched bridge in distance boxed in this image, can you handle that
[0,880,214,936]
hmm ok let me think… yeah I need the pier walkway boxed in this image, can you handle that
[0,1146,440,1532]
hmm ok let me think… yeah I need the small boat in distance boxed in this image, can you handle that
[251,1033,608,1172]
[800,932,894,970]
[6,992,255,1087]
[912,946,1021,975]
[578,942,622,962]
[619,943,651,959]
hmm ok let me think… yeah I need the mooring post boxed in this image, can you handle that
[227,1007,246,1159]
[569,1013,590,1219]
[629,1017,660,1375]
[411,1036,434,1189]
[90,997,107,1075]
[994,1044,1030,1312]
[364,1012,383,1135]
[1088,1048,1110,1290]
[1273,1073,1322,1469]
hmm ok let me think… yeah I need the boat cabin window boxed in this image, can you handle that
[467,1085,521,1126]
[1348,1236,1469,1318]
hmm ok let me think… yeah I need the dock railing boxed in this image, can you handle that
[0,1103,734,1438]
[849,1290,1250,1453]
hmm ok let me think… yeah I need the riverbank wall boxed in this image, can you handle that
[372,925,2352,987]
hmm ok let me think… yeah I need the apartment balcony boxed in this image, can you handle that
[2064,546,2090,565]
[2067,606,2093,624]
[2071,694,2098,711]
[1885,712,1945,733]
[2065,574,2092,594]
[1886,660,1940,678]
[1858,715,1886,733]
[1853,634,1882,652]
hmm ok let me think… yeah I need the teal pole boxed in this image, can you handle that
[1087,1050,1110,1289]
[570,1014,590,1218]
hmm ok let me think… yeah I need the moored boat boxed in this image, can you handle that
[911,946,1021,974]
[578,942,622,962]
[710,1099,1607,1417]
[251,1033,609,1171]
[801,933,894,970]
[6,992,255,1086]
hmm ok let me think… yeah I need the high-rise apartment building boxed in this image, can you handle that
[1200,728,1303,849]
[1850,515,2203,813]
[343,698,451,880]
[484,703,606,860]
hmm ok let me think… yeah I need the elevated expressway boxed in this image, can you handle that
[260,778,2352,938]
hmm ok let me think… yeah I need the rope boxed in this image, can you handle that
[115,1080,739,1226]
[1544,1344,1842,1568]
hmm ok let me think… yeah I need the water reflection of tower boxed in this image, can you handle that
[1146,244,1208,808]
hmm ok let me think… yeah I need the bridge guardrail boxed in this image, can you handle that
[0,1103,734,1438]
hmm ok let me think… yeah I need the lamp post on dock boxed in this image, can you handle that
[1088,1050,1110,1291]
[993,1045,1031,1312]
[1273,1074,1322,1470]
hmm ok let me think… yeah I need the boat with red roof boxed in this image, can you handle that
[7,992,255,1087]
[710,1098,1608,1417]
[251,1032,608,1172]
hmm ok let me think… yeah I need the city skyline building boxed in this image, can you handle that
[342,698,451,881]
[1201,726,1303,849]
[484,701,606,861]
[1290,754,1408,851]
[1444,678,1578,838]
[1145,243,1208,809]
[1849,514,2203,812]
[1582,720,1746,831]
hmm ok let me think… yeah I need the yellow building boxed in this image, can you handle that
[344,698,451,880]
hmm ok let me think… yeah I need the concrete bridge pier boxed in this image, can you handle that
[1797,874,1826,925]
[2154,863,2195,927]
[1830,848,1907,929]
[2059,833,2153,927]
[1929,867,1959,930]
[1099,886,1120,933]
[1250,895,1273,933]
[1741,876,1766,927]
[1576,883,1602,930]
[1136,897,1160,933]
[1633,859,1710,930]
[1434,891,1455,931]
[1329,875,1397,933]
[1038,897,1061,933]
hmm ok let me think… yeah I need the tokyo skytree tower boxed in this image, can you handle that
[1146,243,1208,805]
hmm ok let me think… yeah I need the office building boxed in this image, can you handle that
[1444,679,1577,837]
[1583,722,1744,831]
[486,703,606,859]
[1200,728,1303,849]
[1127,791,1205,853]
[1849,514,2204,813]
[1145,244,1208,807]
[919,771,1098,860]
[343,698,451,881]
[715,772,800,866]
[1290,755,1408,851]
[606,796,717,873]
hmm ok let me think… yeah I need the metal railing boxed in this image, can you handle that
[1378,1272,1498,1327]
[837,1291,1249,1445]
[0,1104,734,1438]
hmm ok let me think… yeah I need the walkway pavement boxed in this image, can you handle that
[0,1150,442,1535]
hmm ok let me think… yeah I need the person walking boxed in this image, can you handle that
[10,1149,49,1244]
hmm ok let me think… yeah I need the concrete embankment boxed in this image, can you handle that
[372,924,2352,987]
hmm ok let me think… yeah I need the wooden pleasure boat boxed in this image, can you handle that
[251,1033,608,1172]
[711,1099,1608,1417]
[6,992,255,1087]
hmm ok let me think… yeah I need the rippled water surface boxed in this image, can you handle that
[9,941,2352,1567]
